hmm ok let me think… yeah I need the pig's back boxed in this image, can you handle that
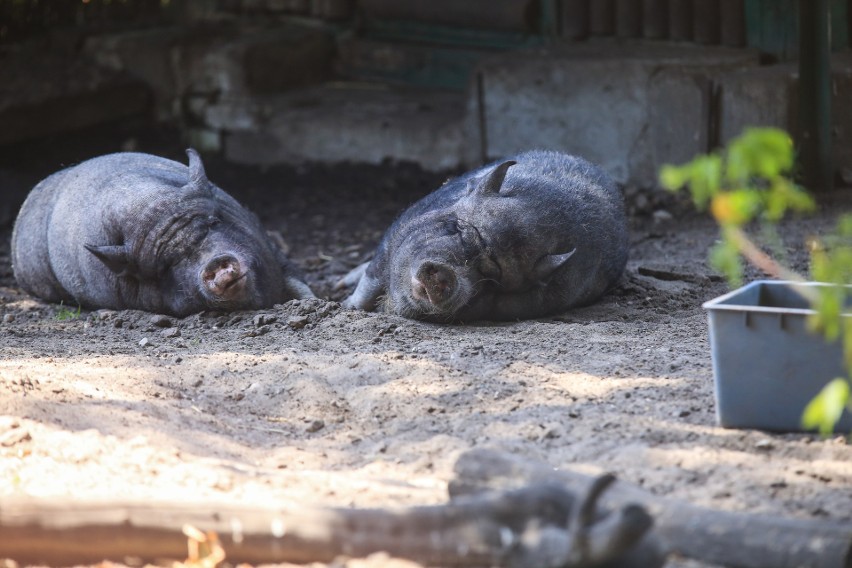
[11,167,77,302]
[11,153,190,304]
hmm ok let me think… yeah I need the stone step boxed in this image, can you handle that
[0,50,151,146]
[207,82,470,171]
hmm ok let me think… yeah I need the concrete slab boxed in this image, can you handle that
[717,54,852,181]
[0,52,151,146]
[716,63,798,145]
[84,23,336,121]
[647,69,712,175]
[219,84,466,170]
[472,40,758,184]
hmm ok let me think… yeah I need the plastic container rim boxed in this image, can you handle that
[702,279,852,317]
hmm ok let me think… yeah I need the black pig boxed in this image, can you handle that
[339,150,628,321]
[11,150,314,316]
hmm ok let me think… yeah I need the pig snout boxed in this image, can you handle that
[201,254,248,300]
[412,261,458,307]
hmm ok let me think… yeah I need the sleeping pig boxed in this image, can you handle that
[338,150,628,322]
[11,149,314,316]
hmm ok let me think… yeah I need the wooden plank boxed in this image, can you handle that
[720,0,746,46]
[0,480,659,567]
[452,449,852,568]
[589,0,615,35]
[615,0,641,37]
[560,0,590,39]
[643,0,669,39]
[693,0,721,44]
[668,0,693,40]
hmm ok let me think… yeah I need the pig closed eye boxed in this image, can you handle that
[479,255,502,281]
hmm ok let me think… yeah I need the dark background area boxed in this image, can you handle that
[1,0,850,220]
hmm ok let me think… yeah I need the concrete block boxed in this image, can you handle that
[84,27,185,121]
[174,24,335,99]
[718,55,852,181]
[221,84,466,171]
[337,38,487,91]
[646,69,712,175]
[84,23,335,121]
[0,52,151,146]
[472,41,758,185]
[716,64,798,145]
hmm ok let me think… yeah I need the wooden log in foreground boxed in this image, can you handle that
[0,478,657,568]
[451,449,852,568]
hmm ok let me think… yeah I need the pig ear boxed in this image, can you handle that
[185,148,210,189]
[85,244,132,275]
[468,160,516,196]
[530,248,576,281]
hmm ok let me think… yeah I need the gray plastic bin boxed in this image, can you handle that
[703,280,852,433]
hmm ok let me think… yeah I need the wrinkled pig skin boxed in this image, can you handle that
[11,149,314,316]
[340,150,628,322]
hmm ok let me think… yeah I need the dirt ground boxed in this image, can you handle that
[0,130,850,568]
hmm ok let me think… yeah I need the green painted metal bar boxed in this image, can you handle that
[798,0,833,191]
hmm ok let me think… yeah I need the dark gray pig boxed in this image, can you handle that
[11,150,314,316]
[339,150,628,321]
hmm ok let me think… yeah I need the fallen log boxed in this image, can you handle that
[450,449,852,568]
[0,475,659,568]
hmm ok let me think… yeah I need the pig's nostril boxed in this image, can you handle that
[414,262,457,305]
[411,279,429,301]
[202,255,245,296]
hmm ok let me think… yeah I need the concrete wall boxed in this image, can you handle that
[4,23,851,186]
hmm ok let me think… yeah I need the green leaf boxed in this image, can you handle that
[727,127,795,181]
[709,238,743,287]
[801,378,851,436]
[807,284,843,340]
[688,154,723,209]
[659,164,689,191]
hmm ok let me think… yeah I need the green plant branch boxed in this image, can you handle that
[661,127,851,435]
[725,227,806,284]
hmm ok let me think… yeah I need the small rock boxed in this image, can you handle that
[653,209,673,223]
[161,328,181,338]
[677,409,691,418]
[2,314,14,323]
[287,316,309,330]
[306,419,325,433]
[253,314,277,327]
[634,193,650,212]
[243,325,271,338]
[138,337,151,348]
[0,428,31,447]
[113,318,124,329]
[150,315,173,328]
[0,417,20,431]
[755,439,775,451]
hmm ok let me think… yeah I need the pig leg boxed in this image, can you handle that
[274,249,315,299]
[342,270,384,311]
[334,261,369,291]
[284,277,316,300]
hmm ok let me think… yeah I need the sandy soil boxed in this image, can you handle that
[0,146,850,568]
